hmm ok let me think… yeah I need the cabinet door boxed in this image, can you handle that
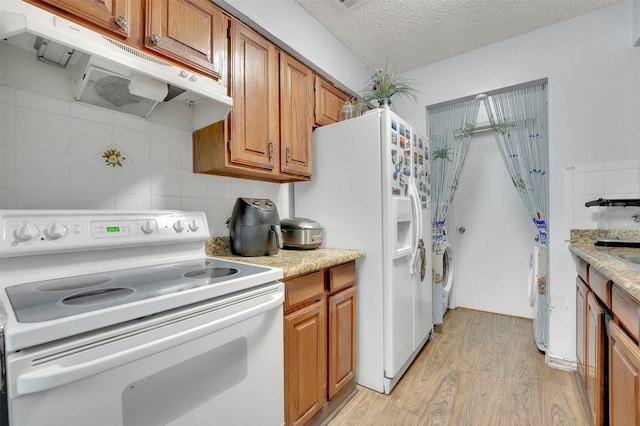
[284,300,327,426]
[146,0,227,79]
[280,52,313,178]
[612,284,640,342]
[576,276,588,384]
[315,76,350,126]
[609,321,640,426]
[328,285,356,400]
[586,291,605,426]
[229,20,279,171]
[32,0,136,40]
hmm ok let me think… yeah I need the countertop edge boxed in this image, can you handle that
[208,248,365,279]
[568,243,640,303]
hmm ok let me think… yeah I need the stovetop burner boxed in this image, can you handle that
[62,288,134,305]
[184,267,239,279]
[5,258,270,324]
[36,276,113,292]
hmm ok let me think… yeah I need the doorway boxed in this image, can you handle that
[449,130,534,318]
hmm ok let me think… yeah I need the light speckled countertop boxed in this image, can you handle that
[569,238,640,303]
[205,237,365,278]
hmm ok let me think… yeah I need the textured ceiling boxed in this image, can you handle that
[294,0,624,73]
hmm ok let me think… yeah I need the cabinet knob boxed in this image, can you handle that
[150,34,162,45]
[115,16,128,29]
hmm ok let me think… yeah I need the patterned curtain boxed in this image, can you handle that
[428,98,481,325]
[482,82,549,350]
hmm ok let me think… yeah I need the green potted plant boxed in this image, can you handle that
[361,61,420,108]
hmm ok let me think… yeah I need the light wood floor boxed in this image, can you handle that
[328,308,590,426]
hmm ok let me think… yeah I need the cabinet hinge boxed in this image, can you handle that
[227,140,232,152]
[227,25,231,39]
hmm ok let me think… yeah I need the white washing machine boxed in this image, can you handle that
[528,244,546,352]
[433,239,455,322]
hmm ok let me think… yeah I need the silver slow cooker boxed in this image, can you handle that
[280,217,323,249]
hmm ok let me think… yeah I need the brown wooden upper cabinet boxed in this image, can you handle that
[146,0,227,80]
[228,19,280,173]
[315,76,350,126]
[193,19,314,183]
[27,0,140,41]
[280,52,313,178]
[29,0,228,81]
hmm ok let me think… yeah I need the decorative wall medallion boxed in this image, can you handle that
[103,148,126,167]
[98,144,130,172]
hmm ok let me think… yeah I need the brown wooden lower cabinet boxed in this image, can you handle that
[284,299,327,426]
[609,320,640,426]
[586,291,605,425]
[328,285,356,399]
[576,276,588,384]
[283,261,358,425]
[575,277,607,426]
[575,255,640,426]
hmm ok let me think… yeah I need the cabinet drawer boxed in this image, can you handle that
[284,271,324,313]
[612,284,640,343]
[328,261,356,293]
[577,256,589,283]
[589,267,611,308]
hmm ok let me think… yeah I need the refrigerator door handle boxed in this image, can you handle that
[408,184,422,274]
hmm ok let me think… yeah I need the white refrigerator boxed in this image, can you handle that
[295,108,432,394]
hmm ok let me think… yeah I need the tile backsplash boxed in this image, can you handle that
[0,84,289,237]
[564,160,640,236]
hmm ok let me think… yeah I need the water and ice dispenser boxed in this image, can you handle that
[393,198,413,257]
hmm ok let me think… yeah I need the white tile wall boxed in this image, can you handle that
[564,160,640,236]
[0,84,289,237]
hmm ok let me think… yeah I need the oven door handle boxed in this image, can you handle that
[15,290,284,396]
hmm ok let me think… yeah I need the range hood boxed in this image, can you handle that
[0,1,232,130]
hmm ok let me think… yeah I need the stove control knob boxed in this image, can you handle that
[15,223,40,241]
[173,219,185,233]
[141,220,155,234]
[188,219,199,232]
[45,222,68,240]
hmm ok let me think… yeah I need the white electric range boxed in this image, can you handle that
[0,210,284,426]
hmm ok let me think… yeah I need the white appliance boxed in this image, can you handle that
[0,1,232,129]
[0,210,284,426]
[528,243,546,352]
[295,109,433,394]
[433,238,454,318]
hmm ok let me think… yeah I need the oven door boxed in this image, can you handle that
[5,282,284,426]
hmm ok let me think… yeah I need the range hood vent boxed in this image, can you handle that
[0,0,232,130]
[34,36,73,67]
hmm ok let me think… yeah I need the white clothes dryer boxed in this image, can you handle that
[528,244,545,352]
[433,239,455,317]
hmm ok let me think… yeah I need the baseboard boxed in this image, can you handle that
[545,353,577,371]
